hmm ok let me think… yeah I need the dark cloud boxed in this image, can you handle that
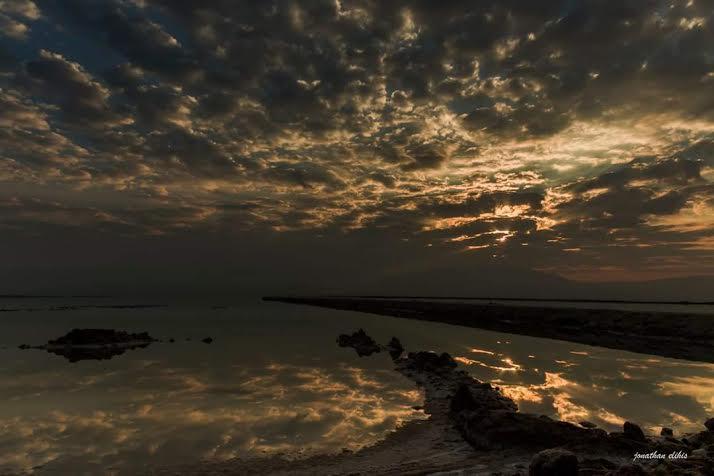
[19,50,125,128]
[1,0,714,291]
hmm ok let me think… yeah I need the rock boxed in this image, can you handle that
[623,421,646,442]
[456,410,605,451]
[607,464,647,475]
[661,427,674,437]
[201,337,213,344]
[691,448,706,458]
[705,417,714,432]
[580,421,598,429]
[168,338,175,343]
[386,337,404,360]
[337,329,381,357]
[47,329,156,346]
[450,384,479,414]
[18,344,31,349]
[24,329,157,362]
[528,448,578,476]
[405,351,457,372]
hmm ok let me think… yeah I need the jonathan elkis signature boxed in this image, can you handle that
[633,450,688,462]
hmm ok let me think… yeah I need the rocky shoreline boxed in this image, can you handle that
[264,297,714,363]
[149,330,714,475]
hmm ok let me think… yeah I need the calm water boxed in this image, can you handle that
[1,298,714,475]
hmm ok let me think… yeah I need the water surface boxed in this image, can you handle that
[1,298,713,475]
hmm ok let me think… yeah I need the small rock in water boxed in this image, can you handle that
[201,337,213,344]
[168,338,175,343]
[336,329,381,357]
[386,336,404,359]
[579,421,597,429]
[623,421,646,442]
[661,427,674,437]
[18,344,31,349]
[705,417,714,432]
[528,448,578,476]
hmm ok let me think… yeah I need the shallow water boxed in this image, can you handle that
[1,298,713,475]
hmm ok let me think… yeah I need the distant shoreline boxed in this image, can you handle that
[265,296,714,363]
[329,295,714,305]
[0,295,112,299]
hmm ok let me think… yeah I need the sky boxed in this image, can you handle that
[1,0,714,298]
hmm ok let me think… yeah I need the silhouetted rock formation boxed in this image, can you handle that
[201,337,214,344]
[19,328,157,362]
[336,329,381,356]
[47,329,155,346]
[623,421,647,442]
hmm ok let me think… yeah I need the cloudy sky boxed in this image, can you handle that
[1,0,714,297]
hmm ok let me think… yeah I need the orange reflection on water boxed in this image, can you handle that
[658,376,714,412]
[454,355,523,372]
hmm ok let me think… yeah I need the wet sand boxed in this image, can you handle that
[264,297,714,363]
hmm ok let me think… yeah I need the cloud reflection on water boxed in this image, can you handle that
[0,359,423,475]
[2,301,714,475]
[453,343,714,435]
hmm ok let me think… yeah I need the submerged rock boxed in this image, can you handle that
[529,448,578,476]
[337,329,381,357]
[623,422,646,442]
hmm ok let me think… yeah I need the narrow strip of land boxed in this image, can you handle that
[264,297,714,363]
[339,295,714,305]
